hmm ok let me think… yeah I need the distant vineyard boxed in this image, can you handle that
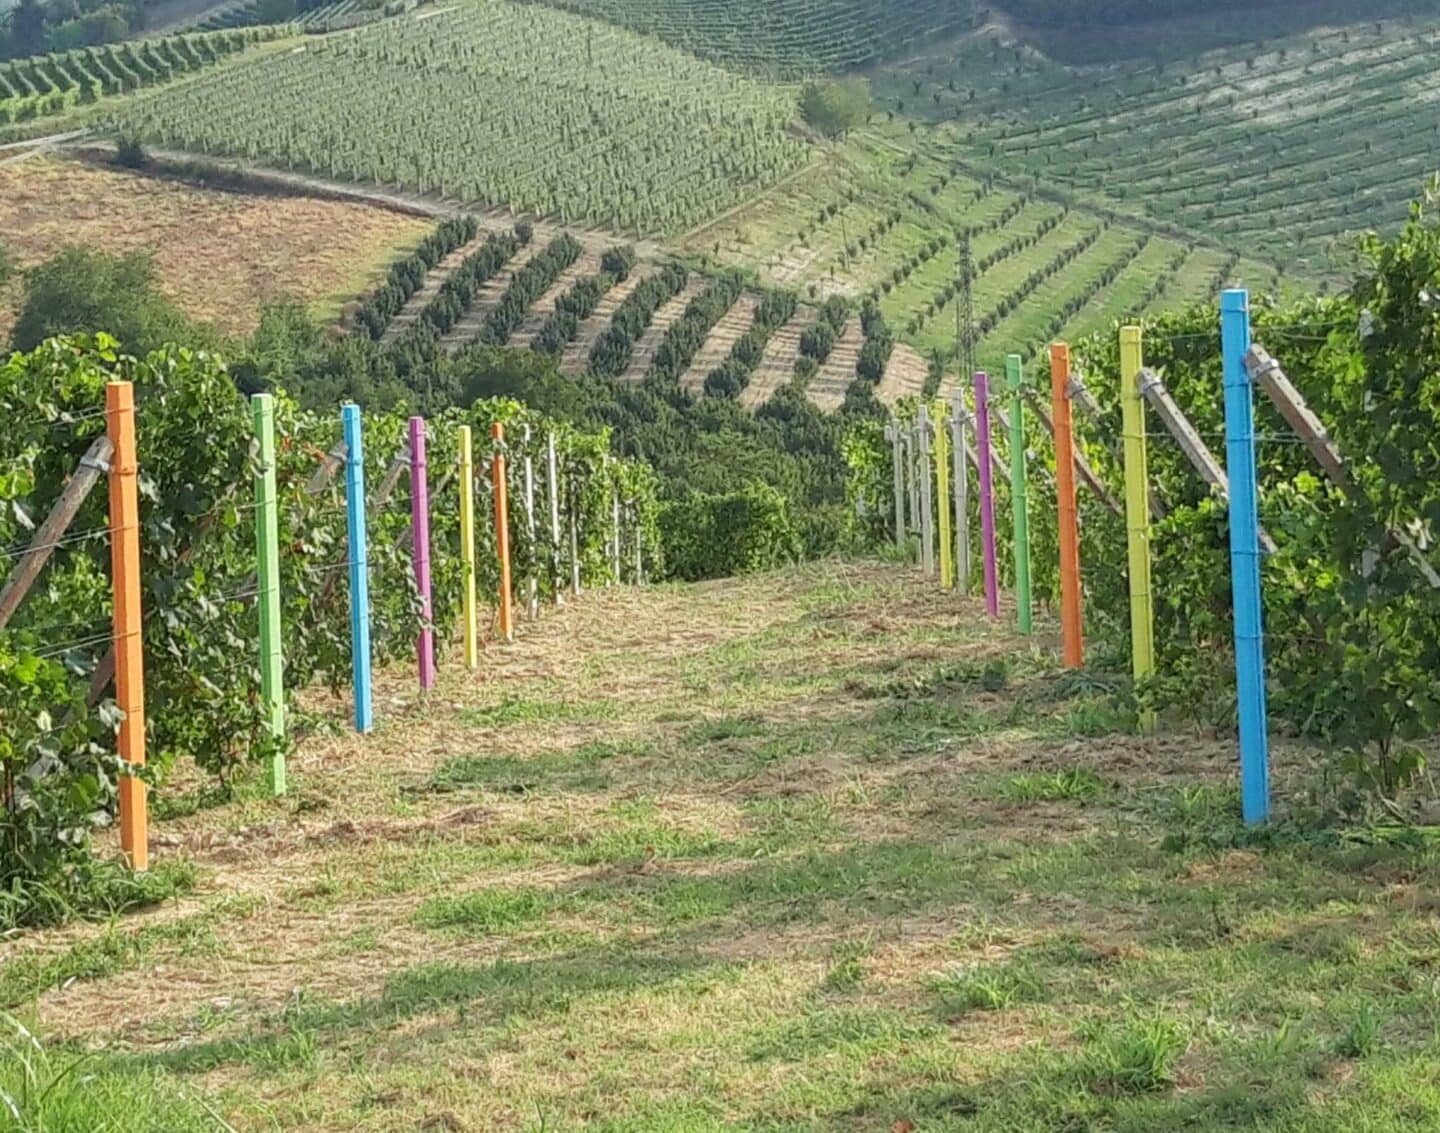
[110,0,809,235]
[686,133,1278,380]
[0,27,284,125]
[878,18,1440,275]
[518,0,981,77]
[195,0,404,33]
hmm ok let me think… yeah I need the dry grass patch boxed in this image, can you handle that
[0,156,430,338]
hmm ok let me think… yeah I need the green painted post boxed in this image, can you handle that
[1005,354,1033,634]
[252,393,286,795]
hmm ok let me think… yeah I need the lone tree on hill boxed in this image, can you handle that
[800,77,871,139]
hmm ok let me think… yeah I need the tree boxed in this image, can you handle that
[799,78,871,139]
[0,243,12,290]
[5,0,47,57]
[10,246,209,356]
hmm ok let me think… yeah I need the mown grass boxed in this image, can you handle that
[5,563,1440,1131]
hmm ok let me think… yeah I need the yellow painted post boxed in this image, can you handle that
[934,405,954,589]
[458,425,478,670]
[1120,326,1156,732]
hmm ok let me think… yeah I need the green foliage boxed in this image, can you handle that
[998,768,1107,802]
[8,246,213,356]
[799,76,870,138]
[0,1013,222,1130]
[658,483,802,581]
[1077,1016,1190,1095]
[0,335,655,923]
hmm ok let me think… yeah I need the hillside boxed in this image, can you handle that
[873,16,1440,277]
[685,132,1277,378]
[4,1,1432,399]
[107,0,808,236]
[515,0,981,76]
[0,154,430,338]
[6,563,1438,1129]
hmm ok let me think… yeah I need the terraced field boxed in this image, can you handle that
[686,132,1276,384]
[679,291,760,394]
[0,26,288,135]
[621,276,707,383]
[742,306,817,408]
[876,16,1440,276]
[109,0,808,236]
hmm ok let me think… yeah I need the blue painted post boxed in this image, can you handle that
[1221,289,1270,825]
[342,404,374,733]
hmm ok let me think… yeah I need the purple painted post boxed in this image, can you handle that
[409,416,435,690]
[974,372,1000,618]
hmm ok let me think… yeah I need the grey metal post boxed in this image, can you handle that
[917,405,936,576]
[948,388,971,593]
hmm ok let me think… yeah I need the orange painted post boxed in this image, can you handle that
[107,381,147,871]
[1050,343,1084,668]
[491,422,514,643]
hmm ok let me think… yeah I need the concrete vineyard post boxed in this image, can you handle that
[1221,290,1271,825]
[409,417,435,691]
[934,406,954,589]
[523,424,538,617]
[949,389,971,594]
[107,380,147,871]
[917,405,936,576]
[546,432,563,603]
[1005,354,1032,634]
[342,404,373,733]
[611,471,622,585]
[633,502,643,585]
[901,428,916,544]
[568,469,581,597]
[252,394,286,794]
[886,420,904,550]
[492,422,515,643]
[1119,326,1156,732]
[459,425,479,670]
[1050,343,1084,668]
[974,372,999,618]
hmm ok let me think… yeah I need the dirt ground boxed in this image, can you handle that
[0,155,431,340]
[4,562,1439,1132]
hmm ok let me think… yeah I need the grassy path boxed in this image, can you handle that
[6,563,1440,1131]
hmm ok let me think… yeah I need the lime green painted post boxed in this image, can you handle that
[1005,355,1032,634]
[252,393,286,795]
[1119,326,1156,732]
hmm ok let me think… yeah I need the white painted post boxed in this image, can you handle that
[546,432,563,604]
[917,405,936,576]
[948,389,971,593]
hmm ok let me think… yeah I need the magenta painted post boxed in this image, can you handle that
[409,416,435,690]
[974,372,1000,618]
